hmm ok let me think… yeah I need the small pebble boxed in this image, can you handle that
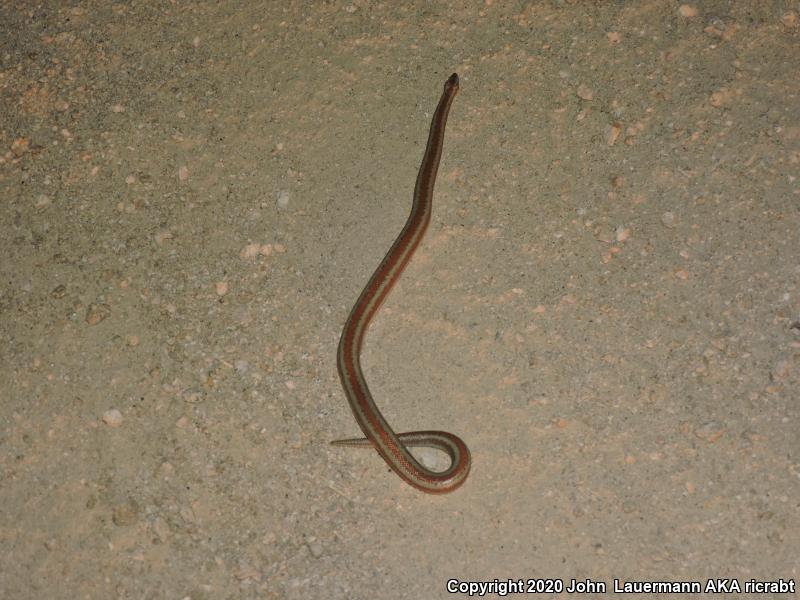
[780,11,798,28]
[593,224,615,244]
[102,408,124,427]
[240,243,261,260]
[414,447,450,471]
[576,84,594,101]
[709,87,733,108]
[607,31,622,45]
[181,388,204,404]
[305,537,324,559]
[154,230,173,245]
[704,18,728,39]
[11,137,29,157]
[739,430,758,449]
[694,421,725,442]
[606,122,622,146]
[175,506,195,526]
[276,190,290,208]
[771,359,792,380]
[151,517,171,542]
[215,281,229,296]
[112,501,139,526]
[615,226,631,242]
[234,565,262,582]
[178,165,189,181]
[678,5,698,18]
[673,269,689,280]
[85,303,111,325]
[661,211,676,228]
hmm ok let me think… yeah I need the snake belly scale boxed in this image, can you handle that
[332,73,470,494]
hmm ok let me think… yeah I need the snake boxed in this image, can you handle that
[332,73,470,494]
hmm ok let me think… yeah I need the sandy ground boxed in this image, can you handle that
[2,1,799,598]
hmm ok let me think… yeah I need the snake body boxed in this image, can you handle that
[333,73,470,494]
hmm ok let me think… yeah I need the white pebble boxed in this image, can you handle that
[102,409,123,427]
[276,190,290,208]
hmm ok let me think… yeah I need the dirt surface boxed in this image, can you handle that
[2,1,799,598]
